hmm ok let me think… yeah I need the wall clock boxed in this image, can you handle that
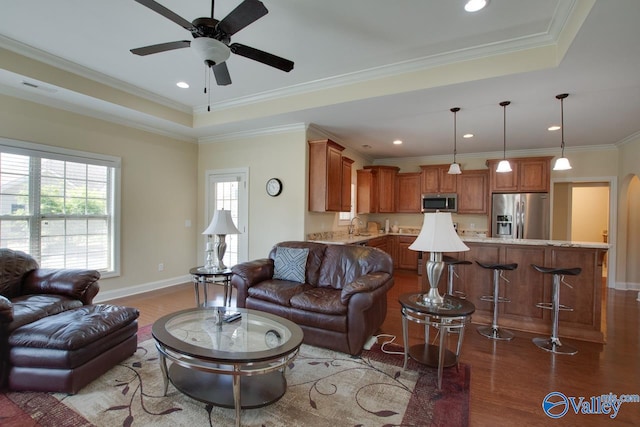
[266,178,283,197]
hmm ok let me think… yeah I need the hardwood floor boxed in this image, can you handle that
[108,271,639,426]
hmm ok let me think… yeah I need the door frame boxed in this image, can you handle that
[204,167,249,265]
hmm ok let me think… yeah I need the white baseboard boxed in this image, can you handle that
[94,275,191,303]
[614,281,640,292]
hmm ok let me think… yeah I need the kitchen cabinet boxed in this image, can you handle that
[357,166,399,213]
[341,157,354,212]
[420,164,457,194]
[486,156,552,193]
[366,236,390,255]
[395,172,421,213]
[308,139,353,212]
[396,235,419,270]
[456,169,488,214]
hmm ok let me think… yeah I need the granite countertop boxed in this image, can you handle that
[307,232,610,249]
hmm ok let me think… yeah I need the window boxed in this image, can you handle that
[0,138,120,274]
[338,183,356,225]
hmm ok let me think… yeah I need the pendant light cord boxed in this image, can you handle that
[451,107,460,163]
[560,96,565,157]
[500,101,511,159]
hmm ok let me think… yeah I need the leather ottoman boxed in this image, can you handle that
[7,304,139,393]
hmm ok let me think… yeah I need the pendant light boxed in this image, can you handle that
[496,101,512,173]
[553,93,572,171]
[448,107,462,175]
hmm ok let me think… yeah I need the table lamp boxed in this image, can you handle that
[409,212,469,305]
[202,209,241,272]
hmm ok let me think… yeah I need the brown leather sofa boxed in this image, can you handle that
[0,248,139,393]
[232,241,394,356]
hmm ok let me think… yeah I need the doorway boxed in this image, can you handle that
[551,178,616,287]
[205,168,249,267]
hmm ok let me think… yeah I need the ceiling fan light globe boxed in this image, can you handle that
[191,37,230,64]
[553,157,572,171]
[496,160,512,173]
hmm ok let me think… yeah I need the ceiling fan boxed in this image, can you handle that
[130,0,294,86]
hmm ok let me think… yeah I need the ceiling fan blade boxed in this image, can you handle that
[211,62,232,86]
[130,40,191,56]
[134,0,194,31]
[217,0,268,36]
[230,43,294,72]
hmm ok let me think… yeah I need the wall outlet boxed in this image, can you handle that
[158,263,164,272]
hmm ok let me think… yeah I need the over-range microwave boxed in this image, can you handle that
[421,193,457,213]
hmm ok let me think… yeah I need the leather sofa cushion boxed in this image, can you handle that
[318,245,394,289]
[290,287,347,315]
[10,320,138,369]
[0,248,39,299]
[247,280,310,306]
[8,294,83,333]
[9,304,139,351]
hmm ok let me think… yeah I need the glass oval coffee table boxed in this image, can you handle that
[152,307,304,427]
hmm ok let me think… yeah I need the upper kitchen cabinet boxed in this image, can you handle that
[308,139,353,212]
[395,172,422,213]
[341,157,354,212]
[357,165,399,213]
[486,156,552,193]
[456,169,488,214]
[420,164,457,194]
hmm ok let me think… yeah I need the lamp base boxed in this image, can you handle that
[421,253,445,306]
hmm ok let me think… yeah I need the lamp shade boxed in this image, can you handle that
[496,159,512,173]
[409,212,469,253]
[202,209,240,235]
[448,162,462,175]
[553,157,572,171]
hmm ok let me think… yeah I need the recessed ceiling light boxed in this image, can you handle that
[548,125,561,131]
[465,0,488,12]
[176,81,190,89]
[393,140,403,145]
[463,133,474,138]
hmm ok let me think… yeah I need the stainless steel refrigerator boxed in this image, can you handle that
[492,193,550,240]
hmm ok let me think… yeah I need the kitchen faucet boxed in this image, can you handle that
[349,216,363,235]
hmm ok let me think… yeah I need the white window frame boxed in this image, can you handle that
[0,138,121,277]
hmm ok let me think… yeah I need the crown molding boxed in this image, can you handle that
[198,123,306,144]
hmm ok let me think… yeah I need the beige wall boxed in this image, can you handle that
[198,129,308,260]
[0,94,199,298]
[617,135,640,290]
[571,185,609,242]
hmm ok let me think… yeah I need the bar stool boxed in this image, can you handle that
[443,255,471,299]
[531,264,582,355]
[476,261,518,340]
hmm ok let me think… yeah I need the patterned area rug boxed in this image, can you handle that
[1,325,469,427]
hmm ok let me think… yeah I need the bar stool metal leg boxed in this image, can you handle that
[533,273,578,355]
[478,269,514,340]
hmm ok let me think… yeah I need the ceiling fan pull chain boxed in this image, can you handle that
[207,66,212,112]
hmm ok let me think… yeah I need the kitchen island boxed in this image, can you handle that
[308,232,609,343]
[447,237,609,344]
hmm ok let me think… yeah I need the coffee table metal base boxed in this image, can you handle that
[168,364,286,408]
